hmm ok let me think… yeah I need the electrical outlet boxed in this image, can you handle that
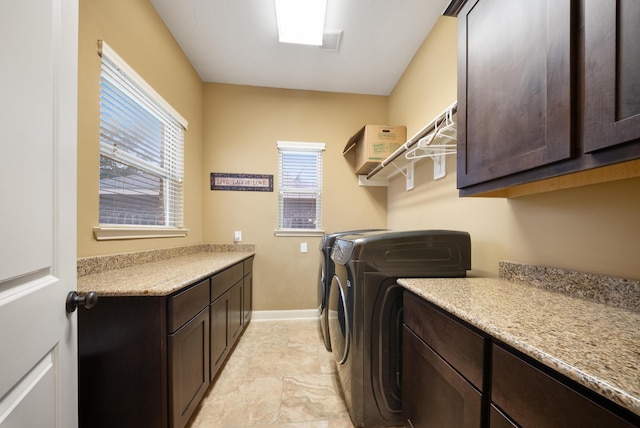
[234,231,242,242]
[300,242,307,253]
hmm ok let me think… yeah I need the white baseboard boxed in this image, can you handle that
[252,309,319,321]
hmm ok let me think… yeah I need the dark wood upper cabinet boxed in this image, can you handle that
[583,0,640,153]
[451,0,640,197]
[456,0,573,188]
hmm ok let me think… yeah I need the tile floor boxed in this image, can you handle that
[186,318,356,427]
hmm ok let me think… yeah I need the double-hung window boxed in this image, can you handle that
[94,41,188,240]
[276,141,325,235]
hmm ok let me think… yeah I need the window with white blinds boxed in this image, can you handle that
[97,41,187,233]
[277,141,325,234]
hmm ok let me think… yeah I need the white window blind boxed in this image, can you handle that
[98,41,186,229]
[277,141,325,233]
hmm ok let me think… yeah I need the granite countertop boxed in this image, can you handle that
[78,246,255,296]
[398,276,640,418]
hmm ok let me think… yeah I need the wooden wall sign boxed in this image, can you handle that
[210,173,273,192]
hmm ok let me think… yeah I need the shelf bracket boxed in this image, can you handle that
[433,153,446,180]
[358,160,416,189]
[358,175,388,187]
[387,160,415,190]
[405,160,415,190]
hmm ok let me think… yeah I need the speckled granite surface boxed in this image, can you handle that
[500,260,640,311]
[77,244,255,296]
[398,275,640,417]
[77,243,255,277]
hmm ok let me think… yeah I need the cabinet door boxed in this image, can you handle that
[78,297,168,428]
[492,344,636,428]
[229,280,243,342]
[583,0,640,152]
[403,326,482,428]
[243,271,253,325]
[169,308,210,428]
[210,293,230,380]
[457,0,573,188]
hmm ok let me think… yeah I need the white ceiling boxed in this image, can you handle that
[150,0,451,96]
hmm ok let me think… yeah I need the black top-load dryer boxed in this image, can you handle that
[328,229,471,427]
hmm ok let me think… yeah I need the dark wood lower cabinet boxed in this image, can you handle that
[403,292,485,390]
[229,280,243,342]
[488,405,517,428]
[78,257,254,428]
[169,307,210,428]
[209,278,243,381]
[209,292,230,380]
[491,344,638,428]
[243,270,252,325]
[78,296,168,428]
[402,291,640,428]
[208,260,247,382]
[403,326,483,428]
[403,292,485,428]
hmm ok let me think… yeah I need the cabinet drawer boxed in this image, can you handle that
[210,262,243,302]
[168,278,210,333]
[492,344,635,427]
[403,291,485,389]
[243,256,253,276]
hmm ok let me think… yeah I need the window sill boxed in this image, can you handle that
[93,226,189,241]
[274,229,325,237]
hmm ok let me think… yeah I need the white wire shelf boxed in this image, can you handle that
[358,101,458,190]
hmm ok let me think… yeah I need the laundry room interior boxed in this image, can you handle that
[4,0,639,427]
[78,0,640,307]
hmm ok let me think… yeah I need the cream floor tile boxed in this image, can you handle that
[247,343,325,376]
[279,375,350,423]
[251,422,329,428]
[187,319,355,428]
[287,319,325,345]
[328,418,360,428]
[190,376,283,427]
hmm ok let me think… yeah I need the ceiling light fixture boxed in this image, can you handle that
[275,0,327,46]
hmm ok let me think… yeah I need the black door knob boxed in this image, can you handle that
[66,291,98,313]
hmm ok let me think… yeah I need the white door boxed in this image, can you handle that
[0,0,78,426]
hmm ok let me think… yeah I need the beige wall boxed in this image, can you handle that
[387,17,640,280]
[202,84,388,310]
[77,0,204,257]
